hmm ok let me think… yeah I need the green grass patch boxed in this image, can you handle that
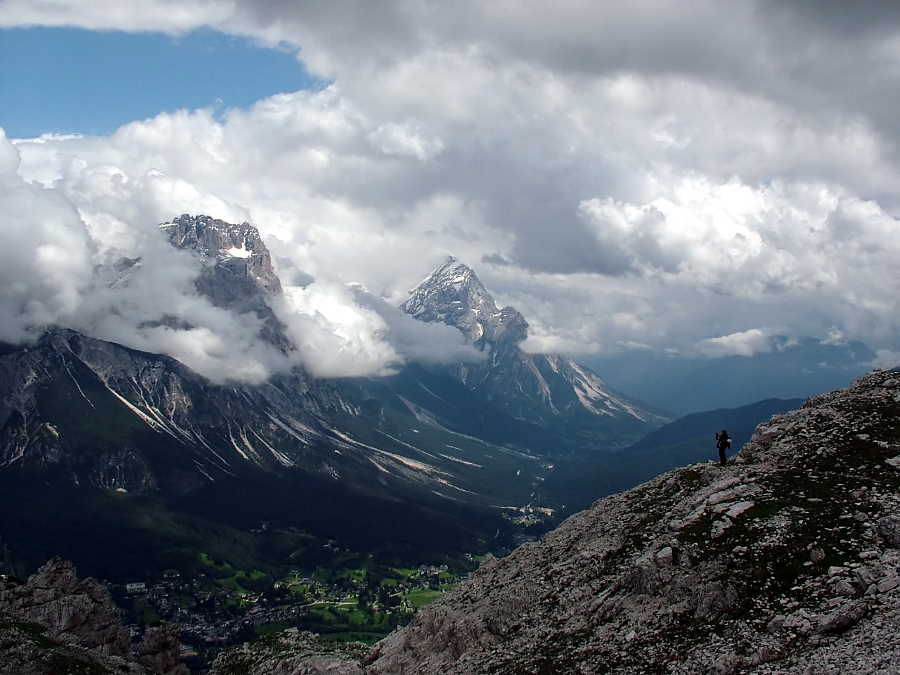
[403,588,445,608]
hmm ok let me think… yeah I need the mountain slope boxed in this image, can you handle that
[539,397,807,513]
[0,327,539,577]
[623,397,806,457]
[361,370,900,674]
[0,216,672,580]
[401,258,669,450]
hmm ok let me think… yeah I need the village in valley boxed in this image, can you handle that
[107,552,470,669]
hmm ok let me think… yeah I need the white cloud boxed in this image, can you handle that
[695,328,774,358]
[871,349,900,371]
[3,0,900,380]
[368,122,443,161]
[0,130,95,344]
[0,0,233,35]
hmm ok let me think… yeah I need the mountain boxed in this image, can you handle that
[160,214,291,352]
[0,215,666,581]
[363,369,900,673]
[400,258,669,450]
[540,397,806,510]
[0,323,532,578]
[220,369,900,673]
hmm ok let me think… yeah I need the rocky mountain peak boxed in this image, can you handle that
[400,257,528,347]
[400,258,663,433]
[160,213,282,297]
[160,214,291,351]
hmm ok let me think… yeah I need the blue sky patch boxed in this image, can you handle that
[0,27,321,138]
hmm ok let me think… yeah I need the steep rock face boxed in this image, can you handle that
[161,213,282,297]
[0,328,550,505]
[160,213,290,352]
[0,329,309,492]
[402,258,668,447]
[0,558,156,674]
[138,623,189,675]
[0,557,131,657]
[365,370,900,674]
[401,258,528,347]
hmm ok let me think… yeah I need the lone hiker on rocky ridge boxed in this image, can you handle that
[716,429,730,466]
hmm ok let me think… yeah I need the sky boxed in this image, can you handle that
[0,27,321,137]
[1,0,899,403]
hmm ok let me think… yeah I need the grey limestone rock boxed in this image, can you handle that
[209,629,367,675]
[400,257,670,429]
[138,623,189,675]
[362,370,900,674]
[0,557,131,658]
[817,600,870,633]
[161,213,292,353]
[0,558,158,674]
[877,515,900,548]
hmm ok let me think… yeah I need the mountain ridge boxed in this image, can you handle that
[359,369,900,673]
[0,214,667,581]
[401,257,669,448]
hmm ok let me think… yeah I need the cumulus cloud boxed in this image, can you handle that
[0,130,95,344]
[368,122,443,162]
[348,285,484,366]
[872,350,900,371]
[0,128,489,381]
[3,0,900,380]
[696,328,774,359]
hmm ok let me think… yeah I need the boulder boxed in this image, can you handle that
[877,516,900,548]
[138,623,189,675]
[817,600,869,634]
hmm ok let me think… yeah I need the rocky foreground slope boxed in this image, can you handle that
[0,558,187,674]
[215,369,900,674]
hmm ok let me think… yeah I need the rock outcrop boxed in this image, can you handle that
[0,558,187,675]
[209,629,368,675]
[0,557,131,658]
[357,369,900,673]
[138,622,190,675]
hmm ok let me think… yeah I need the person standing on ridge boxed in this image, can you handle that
[715,429,730,466]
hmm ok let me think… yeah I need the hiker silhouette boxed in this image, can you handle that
[715,430,730,466]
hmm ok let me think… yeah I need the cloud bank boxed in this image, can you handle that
[2,0,900,379]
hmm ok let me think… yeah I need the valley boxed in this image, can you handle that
[0,216,671,590]
[109,552,471,671]
[0,214,866,674]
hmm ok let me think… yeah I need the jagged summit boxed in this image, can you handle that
[401,257,528,347]
[161,214,289,351]
[401,258,668,438]
[160,213,282,297]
